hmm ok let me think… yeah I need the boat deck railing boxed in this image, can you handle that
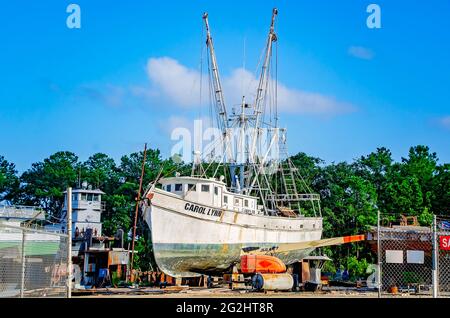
[266,193,321,202]
[0,204,45,220]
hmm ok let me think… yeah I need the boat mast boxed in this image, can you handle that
[203,13,229,136]
[199,12,235,181]
[250,8,278,159]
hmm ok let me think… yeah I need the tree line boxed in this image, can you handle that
[0,145,449,275]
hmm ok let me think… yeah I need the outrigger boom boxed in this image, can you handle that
[242,235,366,255]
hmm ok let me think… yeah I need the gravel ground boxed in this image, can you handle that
[75,286,385,298]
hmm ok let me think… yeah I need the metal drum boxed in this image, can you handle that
[251,273,294,291]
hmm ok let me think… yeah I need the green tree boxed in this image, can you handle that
[401,145,438,210]
[0,155,19,202]
[19,151,79,218]
[290,152,324,186]
[81,153,120,192]
[355,147,393,214]
[119,149,187,189]
[118,148,184,272]
[102,194,133,236]
[402,146,437,185]
[384,168,424,216]
[315,162,378,265]
[432,164,450,216]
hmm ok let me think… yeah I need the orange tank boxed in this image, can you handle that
[240,255,286,274]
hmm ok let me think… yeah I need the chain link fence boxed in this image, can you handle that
[378,216,450,298]
[437,217,450,297]
[379,226,433,296]
[0,223,69,298]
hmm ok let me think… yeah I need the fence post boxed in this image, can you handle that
[67,187,73,298]
[432,214,438,298]
[20,229,26,298]
[377,209,381,298]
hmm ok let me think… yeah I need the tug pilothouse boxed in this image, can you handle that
[158,176,261,215]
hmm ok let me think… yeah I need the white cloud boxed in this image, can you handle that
[157,115,214,136]
[129,85,158,101]
[158,116,193,135]
[348,46,375,60]
[224,68,355,114]
[146,57,355,115]
[147,57,204,107]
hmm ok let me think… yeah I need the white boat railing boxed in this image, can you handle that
[266,193,321,201]
[0,204,45,220]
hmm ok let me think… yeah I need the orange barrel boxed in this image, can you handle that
[240,255,286,274]
[252,273,294,291]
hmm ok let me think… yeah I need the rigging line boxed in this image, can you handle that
[202,136,222,166]
[244,42,266,105]
[212,143,229,178]
[207,48,213,133]
[275,39,278,127]
[247,143,275,216]
[270,45,278,125]
[242,36,246,99]
[199,19,204,119]
[208,53,219,136]
[201,147,220,178]
[262,50,272,120]
[267,56,273,127]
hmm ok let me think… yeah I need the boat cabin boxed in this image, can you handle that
[159,176,262,215]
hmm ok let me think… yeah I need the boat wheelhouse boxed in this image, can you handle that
[159,176,261,215]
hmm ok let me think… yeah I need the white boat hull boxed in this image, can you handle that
[144,189,323,277]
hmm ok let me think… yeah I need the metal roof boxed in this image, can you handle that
[63,189,105,195]
[159,176,226,185]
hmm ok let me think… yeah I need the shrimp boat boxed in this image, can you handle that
[143,8,323,277]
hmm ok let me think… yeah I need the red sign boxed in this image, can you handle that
[440,236,450,250]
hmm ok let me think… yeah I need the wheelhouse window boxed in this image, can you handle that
[81,193,87,201]
[235,198,240,206]
[244,199,249,207]
[175,184,183,191]
[166,184,172,192]
[201,184,210,192]
[214,187,219,195]
[188,184,196,191]
[224,196,228,204]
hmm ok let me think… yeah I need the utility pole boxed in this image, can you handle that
[377,209,382,298]
[130,143,148,282]
[67,187,72,298]
[432,214,438,298]
[20,230,26,298]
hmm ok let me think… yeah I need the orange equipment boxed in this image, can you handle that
[240,255,286,274]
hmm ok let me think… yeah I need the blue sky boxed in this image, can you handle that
[1,0,449,172]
